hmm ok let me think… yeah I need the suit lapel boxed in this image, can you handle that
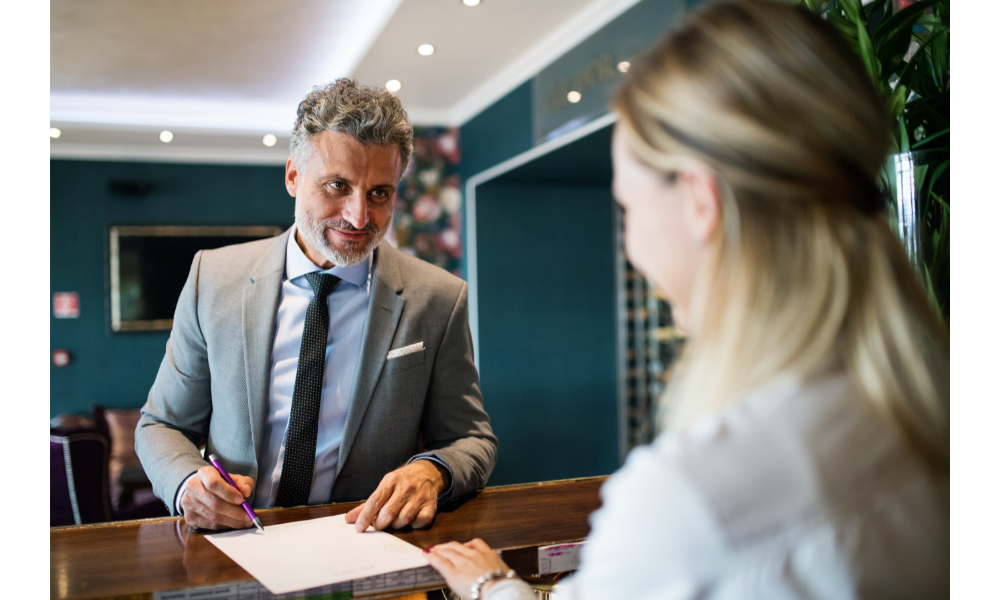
[243,229,289,482]
[337,241,405,479]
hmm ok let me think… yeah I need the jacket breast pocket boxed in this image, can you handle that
[382,349,426,375]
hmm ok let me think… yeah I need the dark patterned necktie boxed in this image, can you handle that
[274,272,341,507]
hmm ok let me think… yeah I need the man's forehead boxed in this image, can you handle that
[305,133,402,180]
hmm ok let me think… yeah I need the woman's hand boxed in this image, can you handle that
[425,538,512,600]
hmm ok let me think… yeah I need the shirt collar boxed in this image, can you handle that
[285,225,373,288]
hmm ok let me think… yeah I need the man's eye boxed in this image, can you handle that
[328,181,345,190]
[371,190,392,202]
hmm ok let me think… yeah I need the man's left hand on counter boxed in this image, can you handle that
[345,459,452,531]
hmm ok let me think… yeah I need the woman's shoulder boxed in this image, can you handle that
[570,372,947,599]
[648,371,938,546]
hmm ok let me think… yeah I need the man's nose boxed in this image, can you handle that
[342,191,369,229]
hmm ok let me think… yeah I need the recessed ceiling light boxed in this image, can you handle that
[567,91,582,103]
[262,134,277,147]
[463,0,480,5]
[386,80,402,93]
[417,44,435,56]
[160,131,174,143]
[617,61,631,73]
[50,128,62,139]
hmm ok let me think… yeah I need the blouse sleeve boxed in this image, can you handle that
[548,438,729,600]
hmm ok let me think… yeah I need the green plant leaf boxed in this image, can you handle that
[894,27,948,94]
[872,7,943,89]
[928,203,949,316]
[811,0,834,13]
[912,56,932,97]
[826,8,861,47]
[929,189,949,211]
[863,0,890,20]
[899,117,910,152]
[914,13,942,30]
[873,0,939,41]
[876,30,914,78]
[915,163,929,190]
[937,0,949,27]
[866,0,895,36]
[911,127,949,149]
[874,8,942,72]
[906,99,948,135]
[925,159,949,196]
[839,0,864,24]
[886,83,907,119]
[915,35,947,97]
[930,26,949,90]
[824,5,855,29]
[857,20,881,83]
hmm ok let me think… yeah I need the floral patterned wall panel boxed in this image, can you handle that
[385,126,463,278]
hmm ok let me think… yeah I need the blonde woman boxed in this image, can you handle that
[425,0,949,598]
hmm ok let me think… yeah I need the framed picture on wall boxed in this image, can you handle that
[109,225,284,332]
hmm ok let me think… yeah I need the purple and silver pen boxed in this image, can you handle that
[208,453,264,532]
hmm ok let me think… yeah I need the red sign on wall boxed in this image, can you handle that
[53,349,71,367]
[53,292,80,319]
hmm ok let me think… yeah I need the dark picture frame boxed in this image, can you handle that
[109,225,284,332]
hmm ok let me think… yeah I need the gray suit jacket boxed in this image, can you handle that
[136,230,498,515]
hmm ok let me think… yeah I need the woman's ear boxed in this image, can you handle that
[681,166,721,246]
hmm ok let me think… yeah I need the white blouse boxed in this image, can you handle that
[486,372,948,600]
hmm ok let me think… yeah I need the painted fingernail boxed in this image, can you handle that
[422,548,430,554]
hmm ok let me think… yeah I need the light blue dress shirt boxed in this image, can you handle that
[253,227,373,507]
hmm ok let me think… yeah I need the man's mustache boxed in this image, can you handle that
[324,220,379,234]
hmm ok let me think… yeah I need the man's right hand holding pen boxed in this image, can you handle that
[179,465,257,531]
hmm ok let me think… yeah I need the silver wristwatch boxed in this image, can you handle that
[470,568,517,599]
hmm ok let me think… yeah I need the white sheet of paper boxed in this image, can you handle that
[205,514,429,595]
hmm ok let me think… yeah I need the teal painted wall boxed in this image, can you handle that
[50,159,292,418]
[452,13,627,487]
[458,81,534,185]
[457,81,534,283]
[476,183,618,485]
[468,124,619,486]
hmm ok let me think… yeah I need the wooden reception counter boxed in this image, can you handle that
[51,476,606,600]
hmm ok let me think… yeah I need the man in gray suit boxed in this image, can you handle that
[136,79,497,532]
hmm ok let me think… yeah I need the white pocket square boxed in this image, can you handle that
[387,342,424,359]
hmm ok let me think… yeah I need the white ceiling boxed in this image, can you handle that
[51,0,403,130]
[50,0,641,164]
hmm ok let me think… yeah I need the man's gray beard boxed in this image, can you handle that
[294,199,387,267]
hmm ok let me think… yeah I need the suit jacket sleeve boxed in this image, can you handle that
[135,251,212,515]
[411,281,498,498]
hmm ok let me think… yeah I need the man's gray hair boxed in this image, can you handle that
[290,78,413,171]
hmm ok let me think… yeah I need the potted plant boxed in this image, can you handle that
[805,0,950,321]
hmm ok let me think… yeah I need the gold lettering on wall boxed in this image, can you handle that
[541,54,620,114]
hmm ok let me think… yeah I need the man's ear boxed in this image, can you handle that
[285,157,299,198]
[682,166,721,246]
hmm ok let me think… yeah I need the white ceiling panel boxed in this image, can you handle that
[50,0,641,162]
[51,0,402,130]
[351,0,590,110]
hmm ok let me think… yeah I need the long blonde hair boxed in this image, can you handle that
[615,0,949,467]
